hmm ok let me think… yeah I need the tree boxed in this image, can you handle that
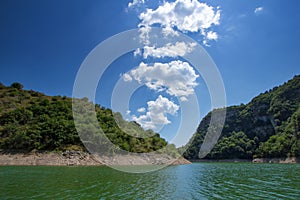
[10,82,24,90]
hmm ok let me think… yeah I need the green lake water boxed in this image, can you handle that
[0,163,299,199]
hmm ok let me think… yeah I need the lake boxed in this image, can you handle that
[1,163,299,199]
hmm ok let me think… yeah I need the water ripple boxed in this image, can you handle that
[0,164,299,199]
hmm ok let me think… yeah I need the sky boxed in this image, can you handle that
[1,0,300,147]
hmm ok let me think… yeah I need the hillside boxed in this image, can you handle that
[0,82,178,156]
[183,75,300,160]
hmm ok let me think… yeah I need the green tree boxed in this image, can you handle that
[10,82,24,90]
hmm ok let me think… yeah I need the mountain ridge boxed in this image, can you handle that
[183,75,300,160]
[1,75,299,161]
[0,82,179,157]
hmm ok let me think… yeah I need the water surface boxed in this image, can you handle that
[1,163,299,199]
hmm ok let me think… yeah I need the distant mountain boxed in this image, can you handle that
[183,75,300,160]
[0,82,178,155]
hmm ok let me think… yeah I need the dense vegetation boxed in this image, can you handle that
[184,75,300,159]
[0,82,176,155]
[1,75,299,159]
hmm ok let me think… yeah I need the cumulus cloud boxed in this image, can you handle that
[142,42,196,59]
[123,60,199,100]
[132,95,179,130]
[128,0,145,8]
[138,0,220,43]
[254,7,264,14]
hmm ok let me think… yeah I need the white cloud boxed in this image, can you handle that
[161,26,180,37]
[138,0,220,42]
[132,95,179,130]
[138,26,151,44]
[128,0,145,8]
[137,107,146,113]
[123,60,199,100]
[179,96,188,102]
[206,31,218,40]
[202,31,218,46]
[133,48,142,57]
[254,7,264,14]
[142,42,196,59]
[123,73,133,81]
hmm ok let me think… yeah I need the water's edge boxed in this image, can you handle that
[1,150,299,166]
[191,157,300,164]
[0,151,191,166]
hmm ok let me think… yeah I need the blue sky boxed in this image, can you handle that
[1,0,300,146]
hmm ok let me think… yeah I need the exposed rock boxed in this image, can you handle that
[252,157,300,164]
[170,157,192,165]
[97,154,191,166]
[0,151,103,166]
[0,151,191,166]
[252,158,264,163]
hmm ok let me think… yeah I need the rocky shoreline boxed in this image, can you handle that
[191,157,300,164]
[0,151,102,166]
[1,151,298,166]
[190,159,252,163]
[0,150,191,166]
[252,157,300,164]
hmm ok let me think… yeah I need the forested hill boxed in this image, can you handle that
[184,75,300,160]
[0,82,177,154]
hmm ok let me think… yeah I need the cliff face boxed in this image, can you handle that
[183,75,300,160]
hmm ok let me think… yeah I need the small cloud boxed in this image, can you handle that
[206,31,218,41]
[180,96,188,102]
[142,42,196,59]
[133,48,142,57]
[254,7,264,14]
[137,107,146,113]
[203,31,218,46]
[123,73,133,82]
[128,0,145,8]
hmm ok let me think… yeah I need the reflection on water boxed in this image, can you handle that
[1,163,300,199]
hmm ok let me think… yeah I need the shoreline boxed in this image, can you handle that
[190,159,252,163]
[0,151,103,166]
[190,157,300,164]
[0,150,191,166]
[252,157,300,164]
[1,150,298,166]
